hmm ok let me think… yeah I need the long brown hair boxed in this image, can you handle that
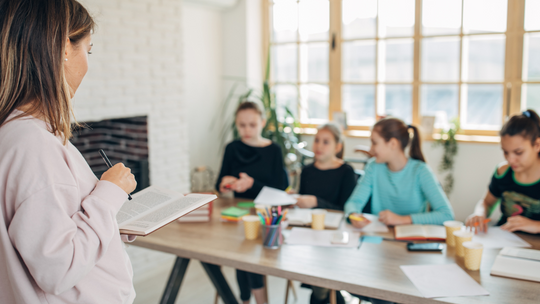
[373,118,425,162]
[317,123,345,159]
[0,0,95,144]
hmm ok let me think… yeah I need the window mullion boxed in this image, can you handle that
[329,0,342,120]
[505,0,526,116]
[412,0,422,126]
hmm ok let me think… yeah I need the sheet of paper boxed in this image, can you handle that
[285,227,360,248]
[340,213,389,233]
[254,186,297,206]
[400,264,490,298]
[472,227,531,249]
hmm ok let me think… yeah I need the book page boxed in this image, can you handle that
[119,196,205,233]
[116,188,177,225]
[424,225,446,239]
[395,225,428,239]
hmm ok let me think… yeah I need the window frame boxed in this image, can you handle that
[263,0,532,138]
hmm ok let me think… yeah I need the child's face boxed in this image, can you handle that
[501,135,540,173]
[236,109,265,142]
[313,129,341,162]
[370,130,397,163]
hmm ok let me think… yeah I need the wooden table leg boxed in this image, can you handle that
[201,262,239,304]
[329,290,337,304]
[159,257,190,304]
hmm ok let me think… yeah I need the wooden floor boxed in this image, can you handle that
[132,253,363,304]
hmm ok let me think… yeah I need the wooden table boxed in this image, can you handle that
[133,198,540,304]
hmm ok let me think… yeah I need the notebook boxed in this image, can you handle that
[286,208,343,229]
[394,224,446,241]
[491,248,540,282]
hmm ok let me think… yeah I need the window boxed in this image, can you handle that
[265,0,531,136]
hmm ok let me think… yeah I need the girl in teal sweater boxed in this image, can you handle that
[345,118,454,229]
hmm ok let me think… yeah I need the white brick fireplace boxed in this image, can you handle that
[74,0,188,283]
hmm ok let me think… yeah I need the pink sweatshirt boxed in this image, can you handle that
[0,111,136,304]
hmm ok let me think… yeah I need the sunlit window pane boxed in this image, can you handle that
[342,41,376,82]
[380,39,413,82]
[342,85,375,126]
[525,0,540,31]
[299,0,329,42]
[300,43,328,83]
[462,84,502,130]
[421,84,459,128]
[342,0,377,39]
[381,85,412,123]
[522,84,540,112]
[523,33,540,81]
[272,44,297,82]
[300,84,329,122]
[422,0,462,36]
[272,1,298,43]
[422,37,460,82]
[378,0,415,38]
[463,0,507,34]
[463,35,505,82]
[274,84,298,120]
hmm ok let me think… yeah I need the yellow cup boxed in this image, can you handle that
[444,221,464,247]
[311,209,327,230]
[462,241,484,271]
[243,215,261,240]
[453,230,473,257]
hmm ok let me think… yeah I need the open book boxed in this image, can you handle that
[394,224,446,241]
[116,186,217,236]
[491,247,540,282]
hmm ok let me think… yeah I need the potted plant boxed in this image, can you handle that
[434,118,460,196]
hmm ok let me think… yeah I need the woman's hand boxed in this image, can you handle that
[378,210,411,226]
[466,214,489,234]
[230,173,254,193]
[219,176,238,193]
[349,213,371,229]
[501,216,540,234]
[100,163,137,194]
[296,195,318,208]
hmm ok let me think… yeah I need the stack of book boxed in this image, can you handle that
[177,201,213,223]
[221,207,249,222]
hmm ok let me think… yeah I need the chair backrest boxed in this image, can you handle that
[353,169,372,214]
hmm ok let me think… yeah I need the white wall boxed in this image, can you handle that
[76,0,188,283]
[183,3,224,175]
[301,135,505,221]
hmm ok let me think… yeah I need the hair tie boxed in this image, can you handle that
[523,110,531,118]
[407,125,413,129]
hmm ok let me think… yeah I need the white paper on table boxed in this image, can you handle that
[340,213,389,233]
[471,227,531,249]
[285,227,360,248]
[254,186,297,206]
[400,264,490,298]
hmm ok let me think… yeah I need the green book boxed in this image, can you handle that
[221,207,249,218]
[237,202,255,208]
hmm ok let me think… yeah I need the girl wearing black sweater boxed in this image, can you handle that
[215,101,288,304]
[294,123,356,304]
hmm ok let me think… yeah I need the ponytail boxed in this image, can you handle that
[373,118,426,162]
[407,125,425,162]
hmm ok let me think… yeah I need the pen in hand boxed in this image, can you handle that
[99,149,133,200]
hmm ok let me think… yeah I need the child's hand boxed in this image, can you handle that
[501,216,540,234]
[378,210,412,226]
[230,173,254,193]
[349,213,371,229]
[296,195,317,208]
[466,214,489,234]
[219,176,238,193]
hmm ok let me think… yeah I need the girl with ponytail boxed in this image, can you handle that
[345,117,454,228]
[466,109,540,234]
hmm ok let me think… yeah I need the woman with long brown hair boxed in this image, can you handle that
[0,1,137,303]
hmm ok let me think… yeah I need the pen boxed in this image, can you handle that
[349,214,365,222]
[99,149,132,200]
[473,219,491,226]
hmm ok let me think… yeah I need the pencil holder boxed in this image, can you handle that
[262,223,283,249]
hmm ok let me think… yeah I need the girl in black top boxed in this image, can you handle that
[294,123,356,304]
[466,109,540,234]
[215,101,288,304]
[296,123,357,210]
